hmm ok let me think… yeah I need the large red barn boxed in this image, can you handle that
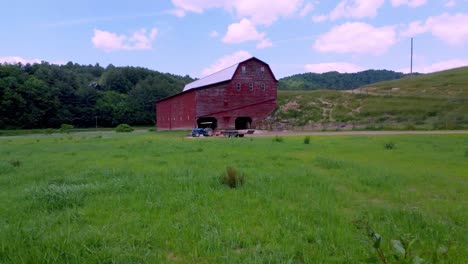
[156,57,277,131]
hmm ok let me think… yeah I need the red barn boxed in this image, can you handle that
[156,57,277,131]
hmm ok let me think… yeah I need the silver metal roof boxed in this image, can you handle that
[183,63,239,92]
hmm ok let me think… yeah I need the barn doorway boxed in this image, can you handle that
[197,117,217,129]
[235,117,252,129]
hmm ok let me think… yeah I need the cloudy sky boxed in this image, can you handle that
[1,0,468,78]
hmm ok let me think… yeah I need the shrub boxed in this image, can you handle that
[148,127,155,132]
[304,136,311,144]
[115,124,134,133]
[384,142,395,150]
[59,124,74,133]
[404,123,416,130]
[9,159,21,167]
[44,128,54,134]
[220,166,245,188]
[272,136,284,143]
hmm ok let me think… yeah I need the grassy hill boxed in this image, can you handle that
[273,67,468,130]
[278,70,410,91]
[360,67,468,98]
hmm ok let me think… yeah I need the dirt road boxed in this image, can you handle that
[249,130,468,137]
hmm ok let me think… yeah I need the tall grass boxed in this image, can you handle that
[0,132,466,262]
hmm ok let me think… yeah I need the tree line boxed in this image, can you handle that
[278,70,416,90]
[0,62,192,129]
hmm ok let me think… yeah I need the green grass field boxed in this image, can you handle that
[1,132,467,263]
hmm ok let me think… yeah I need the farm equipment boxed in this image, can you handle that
[191,120,256,138]
[220,129,255,138]
[191,127,213,137]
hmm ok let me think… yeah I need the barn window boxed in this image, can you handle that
[241,66,246,74]
[249,83,253,91]
[261,83,266,91]
[236,83,241,91]
[260,66,265,74]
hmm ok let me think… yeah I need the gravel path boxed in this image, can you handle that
[249,130,468,137]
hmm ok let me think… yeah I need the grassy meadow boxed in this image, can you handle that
[275,67,468,130]
[0,132,467,263]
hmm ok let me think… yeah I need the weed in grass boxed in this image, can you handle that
[384,142,395,150]
[304,136,311,144]
[464,149,468,157]
[148,128,155,132]
[220,166,245,188]
[9,159,21,167]
[273,136,284,142]
[353,218,428,264]
[27,184,92,210]
[314,156,345,169]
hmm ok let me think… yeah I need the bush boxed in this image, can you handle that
[220,166,245,188]
[304,136,311,144]
[272,136,284,143]
[384,142,395,150]
[59,124,74,133]
[9,160,21,167]
[44,128,55,134]
[115,124,134,133]
[148,127,155,132]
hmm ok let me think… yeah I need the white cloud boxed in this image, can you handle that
[256,38,273,49]
[300,2,314,17]
[399,58,468,73]
[391,0,427,8]
[210,30,220,38]
[401,13,468,46]
[92,28,158,52]
[304,62,365,73]
[0,56,66,65]
[201,50,252,76]
[329,0,385,21]
[314,22,397,55]
[445,0,456,7]
[222,18,265,43]
[0,56,41,64]
[171,0,304,26]
[222,18,273,49]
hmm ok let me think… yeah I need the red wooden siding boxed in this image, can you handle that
[156,57,277,131]
[156,90,196,130]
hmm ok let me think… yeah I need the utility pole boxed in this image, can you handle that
[410,38,413,76]
[95,116,98,129]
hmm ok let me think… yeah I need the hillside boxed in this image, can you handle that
[360,67,468,98]
[278,70,412,91]
[0,62,193,129]
[272,67,468,130]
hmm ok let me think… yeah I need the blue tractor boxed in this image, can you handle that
[191,122,214,137]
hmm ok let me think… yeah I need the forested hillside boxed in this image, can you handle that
[278,70,412,90]
[0,62,192,129]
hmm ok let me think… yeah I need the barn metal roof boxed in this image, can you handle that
[183,63,239,92]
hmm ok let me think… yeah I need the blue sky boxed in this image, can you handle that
[1,0,468,78]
